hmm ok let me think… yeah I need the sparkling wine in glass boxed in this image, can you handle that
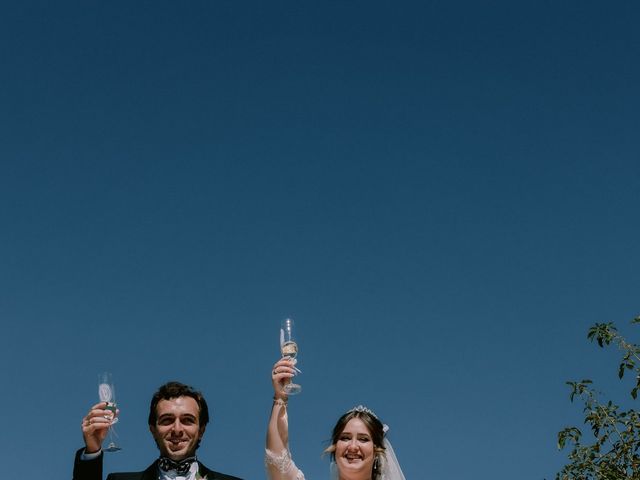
[280,318,302,395]
[98,372,122,452]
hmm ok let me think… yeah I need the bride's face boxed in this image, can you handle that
[335,418,375,478]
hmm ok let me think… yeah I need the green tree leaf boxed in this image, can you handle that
[557,316,640,480]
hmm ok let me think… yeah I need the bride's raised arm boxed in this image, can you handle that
[265,358,305,480]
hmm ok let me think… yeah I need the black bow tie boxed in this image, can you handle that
[158,456,196,475]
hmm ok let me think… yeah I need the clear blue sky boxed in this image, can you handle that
[1,1,639,479]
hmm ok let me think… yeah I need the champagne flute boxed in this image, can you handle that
[98,372,122,452]
[280,318,302,395]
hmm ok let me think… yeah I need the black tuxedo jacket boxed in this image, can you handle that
[73,448,242,480]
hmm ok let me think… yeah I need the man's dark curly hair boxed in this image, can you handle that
[148,381,210,427]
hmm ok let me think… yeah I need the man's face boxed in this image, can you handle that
[149,396,206,461]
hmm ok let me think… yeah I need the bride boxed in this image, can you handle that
[265,358,406,480]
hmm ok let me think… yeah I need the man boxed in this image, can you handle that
[73,381,242,480]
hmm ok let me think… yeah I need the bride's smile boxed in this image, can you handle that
[335,418,375,473]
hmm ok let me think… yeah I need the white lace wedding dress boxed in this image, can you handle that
[265,448,306,480]
[265,438,406,480]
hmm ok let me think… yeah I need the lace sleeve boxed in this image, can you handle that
[265,448,305,480]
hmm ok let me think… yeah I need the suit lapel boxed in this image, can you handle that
[197,462,210,479]
[198,461,226,479]
[140,461,159,480]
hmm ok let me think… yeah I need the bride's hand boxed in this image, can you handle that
[271,358,296,400]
